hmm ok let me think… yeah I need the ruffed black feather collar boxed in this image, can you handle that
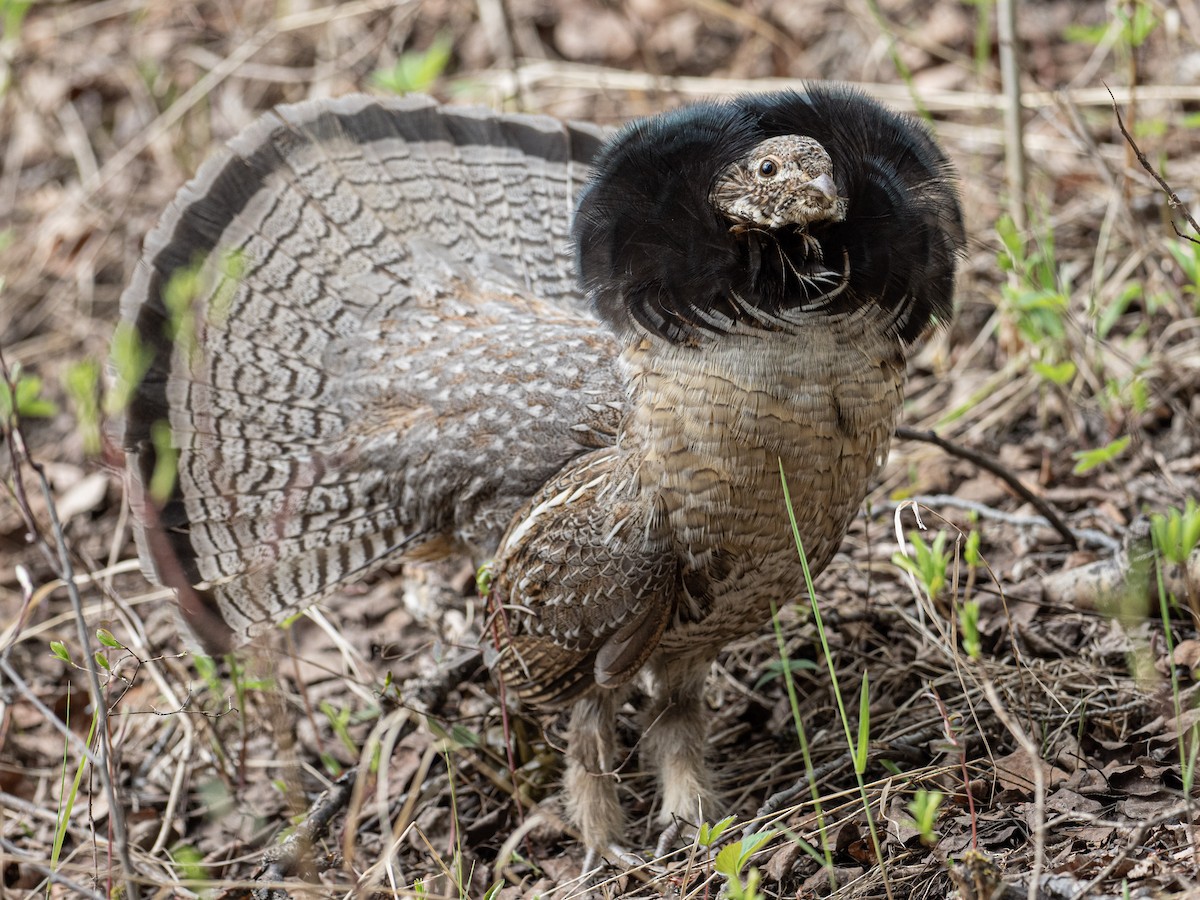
[573,85,965,345]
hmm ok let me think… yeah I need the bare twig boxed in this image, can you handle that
[980,678,1045,900]
[1069,802,1194,897]
[877,494,1119,552]
[747,749,855,830]
[0,353,138,899]
[465,61,1200,112]
[894,427,1078,549]
[34,470,136,900]
[249,770,357,900]
[1107,84,1200,244]
[926,687,978,850]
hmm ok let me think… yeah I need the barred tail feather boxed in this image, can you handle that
[119,95,611,652]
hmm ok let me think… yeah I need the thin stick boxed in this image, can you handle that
[1107,85,1200,244]
[0,354,138,899]
[252,770,357,896]
[1071,802,1194,897]
[980,678,1045,900]
[895,427,1078,549]
[466,59,1200,111]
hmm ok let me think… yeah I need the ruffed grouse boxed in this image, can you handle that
[119,87,964,856]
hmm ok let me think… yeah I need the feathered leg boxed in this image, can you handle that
[643,656,716,855]
[565,688,627,857]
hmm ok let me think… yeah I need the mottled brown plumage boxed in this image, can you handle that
[710,134,847,229]
[119,88,963,857]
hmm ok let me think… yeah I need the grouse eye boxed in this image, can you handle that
[758,158,778,178]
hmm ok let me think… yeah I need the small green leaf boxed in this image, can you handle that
[192,653,217,684]
[1,1,33,42]
[107,321,153,416]
[1096,282,1141,338]
[1185,509,1200,557]
[753,656,817,689]
[893,529,951,600]
[319,751,343,777]
[960,600,982,659]
[1132,117,1167,139]
[995,214,1022,267]
[715,829,775,879]
[475,561,492,596]
[447,723,481,749]
[907,789,944,845]
[1126,1,1157,46]
[698,814,737,847]
[1,369,58,420]
[162,257,204,357]
[371,33,453,95]
[94,651,111,671]
[1167,241,1200,285]
[170,843,207,883]
[1131,377,1149,414]
[714,841,743,878]
[149,419,180,504]
[96,628,120,648]
[208,248,247,327]
[1150,499,1200,566]
[1031,360,1076,385]
[18,374,57,417]
[1063,22,1109,44]
[51,641,71,663]
[64,358,102,455]
[1071,435,1131,474]
[964,530,981,567]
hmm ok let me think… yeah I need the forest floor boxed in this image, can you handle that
[2,1,1200,898]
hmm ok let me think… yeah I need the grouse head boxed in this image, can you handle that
[709,134,847,230]
[574,85,965,346]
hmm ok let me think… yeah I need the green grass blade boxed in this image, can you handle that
[855,671,870,775]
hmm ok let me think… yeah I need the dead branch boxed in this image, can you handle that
[895,426,1078,549]
[245,771,356,900]
[1107,85,1200,244]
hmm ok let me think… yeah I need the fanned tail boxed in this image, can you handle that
[118,95,615,652]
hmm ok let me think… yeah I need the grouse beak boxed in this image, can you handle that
[797,172,846,225]
[806,172,839,206]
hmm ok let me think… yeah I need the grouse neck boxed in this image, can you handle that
[618,313,908,465]
[616,313,907,630]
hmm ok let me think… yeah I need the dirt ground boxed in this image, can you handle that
[2,0,1200,897]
